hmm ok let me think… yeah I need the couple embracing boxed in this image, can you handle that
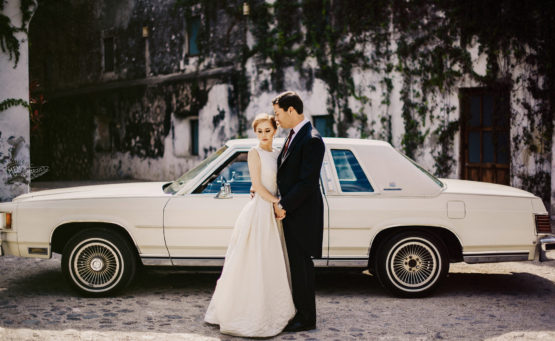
[204,91,326,337]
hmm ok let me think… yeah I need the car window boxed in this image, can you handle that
[164,146,228,194]
[194,152,251,194]
[331,149,374,192]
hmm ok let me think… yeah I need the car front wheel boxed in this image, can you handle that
[61,228,137,296]
[374,232,449,297]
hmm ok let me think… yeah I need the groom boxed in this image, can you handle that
[272,91,325,332]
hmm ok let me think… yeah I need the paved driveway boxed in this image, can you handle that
[0,254,554,341]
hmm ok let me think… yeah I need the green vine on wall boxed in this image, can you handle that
[173,0,553,203]
[376,74,394,144]
[0,0,36,67]
[0,8,21,65]
[175,0,249,137]
[277,0,552,203]
[1,0,36,122]
[0,98,28,111]
[432,117,459,177]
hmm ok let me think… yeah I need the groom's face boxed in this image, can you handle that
[273,104,294,129]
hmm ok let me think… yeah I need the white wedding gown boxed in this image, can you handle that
[204,145,296,337]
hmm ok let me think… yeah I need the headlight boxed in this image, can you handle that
[0,212,12,229]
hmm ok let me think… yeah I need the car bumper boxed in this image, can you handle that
[539,235,555,262]
[0,230,15,256]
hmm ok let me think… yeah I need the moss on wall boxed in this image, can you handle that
[28,0,554,204]
[216,0,553,202]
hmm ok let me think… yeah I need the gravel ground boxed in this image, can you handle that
[0,254,554,341]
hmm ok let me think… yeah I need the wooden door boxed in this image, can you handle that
[460,88,510,185]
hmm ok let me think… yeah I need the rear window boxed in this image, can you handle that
[331,149,374,192]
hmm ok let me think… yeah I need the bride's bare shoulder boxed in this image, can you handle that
[248,147,261,159]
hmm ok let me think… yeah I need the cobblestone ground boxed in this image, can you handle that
[0,255,554,341]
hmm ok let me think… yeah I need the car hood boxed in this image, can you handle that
[12,182,171,202]
[440,179,535,198]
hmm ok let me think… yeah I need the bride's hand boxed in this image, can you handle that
[273,202,286,220]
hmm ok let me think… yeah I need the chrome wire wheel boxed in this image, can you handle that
[376,233,448,297]
[62,228,137,296]
[69,238,124,293]
[388,240,438,289]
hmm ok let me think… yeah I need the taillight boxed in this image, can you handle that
[1,212,11,229]
[535,214,551,233]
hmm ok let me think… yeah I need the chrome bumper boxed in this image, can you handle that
[539,235,555,262]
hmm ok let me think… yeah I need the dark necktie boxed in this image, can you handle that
[282,129,295,156]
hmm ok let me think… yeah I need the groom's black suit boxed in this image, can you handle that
[277,121,325,326]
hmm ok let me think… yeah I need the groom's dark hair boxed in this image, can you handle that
[272,91,303,114]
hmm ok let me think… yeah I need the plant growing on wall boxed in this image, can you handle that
[0,0,36,67]
[29,80,45,137]
[1,0,37,116]
[175,0,553,203]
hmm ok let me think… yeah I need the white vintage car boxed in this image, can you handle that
[1,138,554,297]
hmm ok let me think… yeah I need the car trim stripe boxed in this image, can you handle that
[140,256,369,267]
[463,252,529,264]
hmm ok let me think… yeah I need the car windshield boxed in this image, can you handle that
[163,146,228,194]
[400,153,445,188]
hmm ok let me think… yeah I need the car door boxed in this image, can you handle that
[163,150,252,265]
[323,147,378,265]
[318,157,333,264]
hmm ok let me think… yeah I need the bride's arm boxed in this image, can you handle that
[248,149,280,204]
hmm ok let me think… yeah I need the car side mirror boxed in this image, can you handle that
[215,182,233,199]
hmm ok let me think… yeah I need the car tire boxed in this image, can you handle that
[61,228,137,297]
[374,231,449,297]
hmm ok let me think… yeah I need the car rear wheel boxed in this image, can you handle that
[61,228,137,297]
[374,232,449,297]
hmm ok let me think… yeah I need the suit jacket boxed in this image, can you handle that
[277,122,325,258]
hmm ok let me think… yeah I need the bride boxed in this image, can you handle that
[204,113,296,337]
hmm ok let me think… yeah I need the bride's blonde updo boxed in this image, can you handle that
[252,113,277,131]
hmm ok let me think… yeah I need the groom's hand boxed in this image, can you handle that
[273,202,286,220]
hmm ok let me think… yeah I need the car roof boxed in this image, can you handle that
[225,137,393,149]
[225,137,442,197]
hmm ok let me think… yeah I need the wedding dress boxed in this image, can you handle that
[204,145,296,337]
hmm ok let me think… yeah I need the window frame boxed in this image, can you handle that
[192,151,252,195]
[326,148,377,196]
[190,118,199,156]
[186,16,201,57]
[102,36,115,74]
[313,115,334,137]
[165,145,228,195]
[459,87,511,185]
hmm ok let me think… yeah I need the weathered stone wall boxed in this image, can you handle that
[36,77,242,180]
[0,0,34,202]
[28,0,246,181]
[26,0,553,214]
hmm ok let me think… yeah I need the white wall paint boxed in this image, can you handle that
[72,32,553,216]
[0,0,32,202]
[238,39,548,203]
[91,84,237,181]
[198,84,236,155]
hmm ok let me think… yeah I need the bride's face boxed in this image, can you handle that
[255,121,276,145]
